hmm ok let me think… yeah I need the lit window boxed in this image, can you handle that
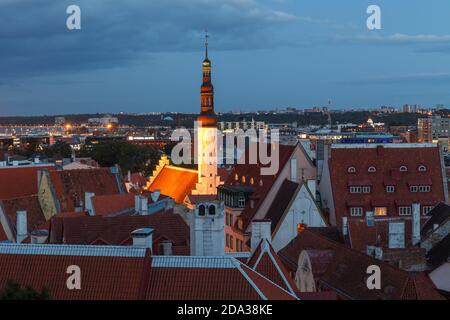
[410,186,418,192]
[368,166,376,173]
[400,166,408,172]
[374,207,387,216]
[242,176,246,183]
[386,186,395,193]
[250,177,254,185]
[259,180,263,187]
[348,166,356,173]
[235,174,238,181]
[418,165,427,172]
[398,206,411,216]
[350,207,363,216]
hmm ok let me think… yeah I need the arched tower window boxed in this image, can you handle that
[198,205,206,216]
[208,205,216,216]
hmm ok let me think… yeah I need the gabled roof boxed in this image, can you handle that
[49,168,123,212]
[265,179,299,233]
[223,145,297,230]
[246,239,297,295]
[148,166,198,204]
[0,195,46,241]
[147,256,298,300]
[278,228,445,300]
[327,144,445,228]
[49,211,190,254]
[0,165,55,200]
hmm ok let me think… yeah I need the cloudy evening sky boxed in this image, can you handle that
[0,0,450,115]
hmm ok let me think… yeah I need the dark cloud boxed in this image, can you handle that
[0,0,301,82]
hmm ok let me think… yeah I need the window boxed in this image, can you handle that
[386,186,395,193]
[350,207,363,216]
[418,165,427,172]
[229,235,234,250]
[250,177,254,185]
[362,186,371,193]
[422,206,433,215]
[398,206,411,216]
[368,166,376,173]
[400,166,408,172]
[238,195,246,208]
[259,180,263,187]
[208,205,216,215]
[235,174,238,181]
[348,166,356,173]
[419,185,431,192]
[198,205,206,216]
[375,207,387,216]
[226,234,230,248]
[410,186,418,192]
[242,176,246,183]
[350,186,362,193]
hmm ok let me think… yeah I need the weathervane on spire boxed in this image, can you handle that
[205,29,209,59]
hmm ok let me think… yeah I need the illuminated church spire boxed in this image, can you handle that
[200,30,215,119]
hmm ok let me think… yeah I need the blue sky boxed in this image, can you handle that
[0,0,450,115]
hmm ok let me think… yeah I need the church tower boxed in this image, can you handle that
[193,32,220,195]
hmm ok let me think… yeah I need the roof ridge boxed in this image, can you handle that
[233,260,267,300]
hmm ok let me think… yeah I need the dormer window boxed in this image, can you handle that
[348,166,356,173]
[418,165,427,172]
[368,166,376,173]
[235,174,238,181]
[250,177,254,185]
[400,166,408,172]
[242,176,246,183]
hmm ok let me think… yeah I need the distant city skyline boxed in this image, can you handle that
[1,0,450,116]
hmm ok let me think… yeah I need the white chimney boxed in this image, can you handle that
[127,170,131,182]
[131,228,153,249]
[85,192,95,216]
[342,217,348,236]
[412,202,421,245]
[34,157,40,164]
[134,195,148,215]
[307,180,316,199]
[161,240,173,256]
[290,158,297,182]
[251,219,272,252]
[16,211,27,243]
[151,189,161,203]
[30,229,49,244]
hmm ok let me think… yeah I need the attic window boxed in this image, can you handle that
[250,177,254,185]
[242,176,246,183]
[235,174,238,181]
[368,166,376,173]
[399,166,408,172]
[418,165,427,172]
[348,166,356,173]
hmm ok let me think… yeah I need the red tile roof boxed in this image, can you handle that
[148,166,198,204]
[49,211,190,254]
[278,228,445,300]
[0,166,54,200]
[92,193,135,216]
[327,145,445,229]
[246,239,298,295]
[49,168,123,212]
[0,195,46,240]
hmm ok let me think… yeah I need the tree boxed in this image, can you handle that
[0,280,50,300]
[78,140,160,176]
[44,141,73,158]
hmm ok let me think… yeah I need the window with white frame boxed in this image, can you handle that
[419,185,431,192]
[375,207,387,216]
[238,195,246,208]
[400,166,408,172]
[362,186,371,193]
[386,185,395,193]
[350,186,362,193]
[422,206,433,215]
[418,165,427,172]
[398,206,412,215]
[350,207,363,216]
[368,166,376,173]
[410,186,418,192]
[348,166,356,173]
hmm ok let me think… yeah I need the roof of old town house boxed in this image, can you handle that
[49,168,124,212]
[0,165,55,200]
[0,244,297,300]
[246,238,298,295]
[148,166,198,204]
[328,144,445,227]
[278,227,444,300]
[91,193,135,216]
[48,211,190,254]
